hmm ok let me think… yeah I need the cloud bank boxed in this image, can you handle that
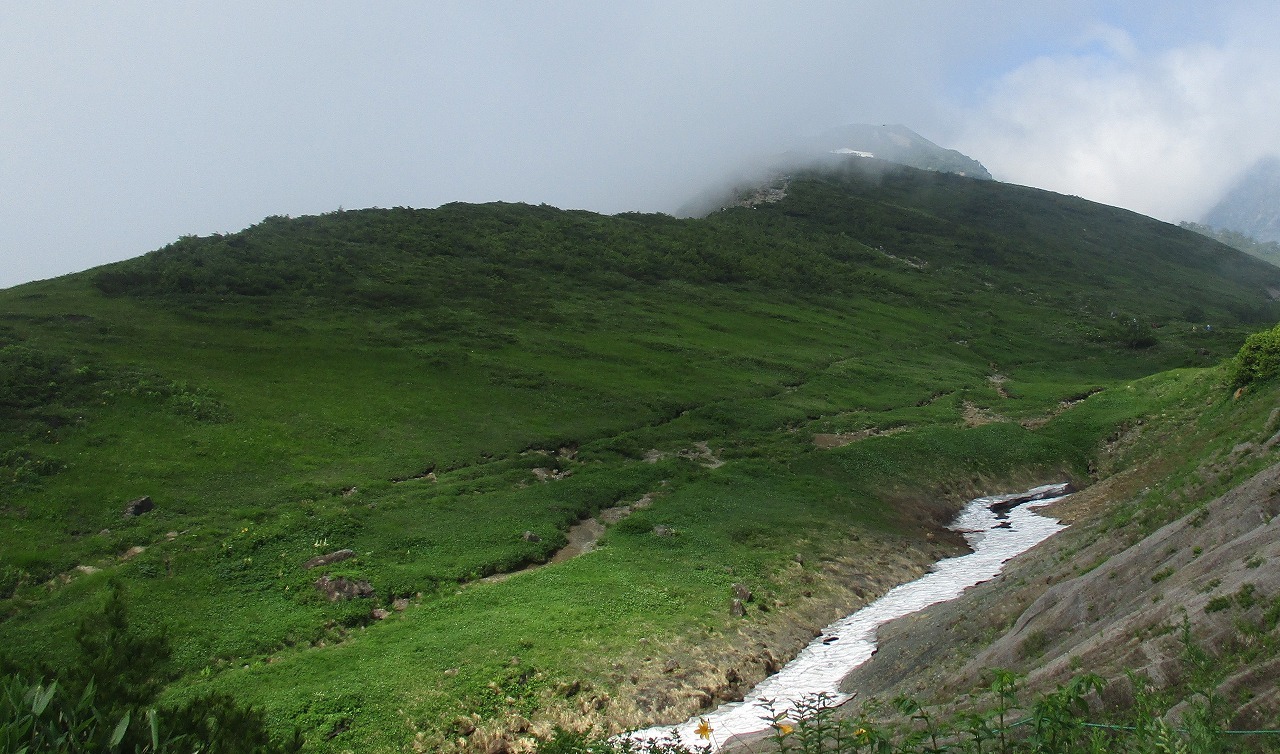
[1,3,1277,288]
[952,4,1280,223]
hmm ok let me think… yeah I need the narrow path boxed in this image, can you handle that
[480,492,658,583]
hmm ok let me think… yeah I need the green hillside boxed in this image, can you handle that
[2,160,1278,751]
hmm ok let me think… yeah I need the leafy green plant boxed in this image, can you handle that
[0,583,302,753]
[1230,322,1280,387]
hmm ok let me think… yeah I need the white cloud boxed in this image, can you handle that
[2,3,1278,288]
[953,8,1280,223]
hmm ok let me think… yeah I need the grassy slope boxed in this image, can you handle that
[828,359,1280,753]
[2,160,1278,750]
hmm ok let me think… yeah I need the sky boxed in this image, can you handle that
[2,2,1278,289]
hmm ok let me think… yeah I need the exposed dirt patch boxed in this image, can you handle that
[531,467,572,482]
[988,374,1010,399]
[678,441,724,469]
[1020,388,1106,430]
[813,426,909,449]
[962,401,1004,427]
[734,182,789,208]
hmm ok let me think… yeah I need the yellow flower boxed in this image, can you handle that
[855,727,868,741]
[776,723,794,736]
[695,719,713,740]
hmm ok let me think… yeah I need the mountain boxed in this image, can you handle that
[796,123,993,179]
[677,124,991,217]
[1203,155,1280,243]
[2,160,1279,751]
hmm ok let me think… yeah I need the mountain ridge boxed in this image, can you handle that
[3,162,1280,751]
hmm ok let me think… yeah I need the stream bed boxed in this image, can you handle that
[630,482,1072,750]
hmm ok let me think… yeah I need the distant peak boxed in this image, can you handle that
[798,123,992,180]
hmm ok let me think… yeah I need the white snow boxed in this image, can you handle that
[628,483,1071,750]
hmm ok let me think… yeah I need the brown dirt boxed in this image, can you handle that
[813,426,908,449]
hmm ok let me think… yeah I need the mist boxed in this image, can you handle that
[3,2,1277,289]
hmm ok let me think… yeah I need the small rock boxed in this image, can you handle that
[443,668,459,677]
[342,487,358,497]
[120,545,146,561]
[730,598,746,618]
[794,553,805,566]
[663,659,681,673]
[520,531,541,543]
[653,525,675,537]
[75,565,100,575]
[371,608,391,620]
[392,598,410,611]
[725,668,740,684]
[165,531,179,541]
[122,496,153,517]
[453,716,476,736]
[732,582,753,602]
[302,549,357,570]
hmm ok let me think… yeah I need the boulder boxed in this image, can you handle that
[732,582,753,602]
[122,496,153,517]
[730,598,746,618]
[520,531,541,543]
[313,575,374,601]
[302,549,357,570]
[653,525,675,537]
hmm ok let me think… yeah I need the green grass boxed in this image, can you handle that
[2,160,1279,750]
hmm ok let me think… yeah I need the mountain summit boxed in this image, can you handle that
[1203,155,1280,243]
[797,123,992,180]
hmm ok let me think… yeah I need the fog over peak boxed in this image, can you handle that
[2,2,1277,289]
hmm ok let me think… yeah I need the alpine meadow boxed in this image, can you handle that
[4,158,1280,752]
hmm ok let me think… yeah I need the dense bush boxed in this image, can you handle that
[1231,323,1280,388]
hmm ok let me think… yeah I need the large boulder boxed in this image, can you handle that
[302,549,357,570]
[122,496,154,517]
[313,575,374,601]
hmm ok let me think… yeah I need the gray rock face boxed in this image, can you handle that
[844,460,1280,730]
